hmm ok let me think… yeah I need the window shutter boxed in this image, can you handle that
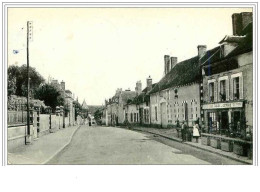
[226,79,229,101]
[230,78,233,100]
[239,75,243,99]
[214,82,218,102]
[218,80,221,101]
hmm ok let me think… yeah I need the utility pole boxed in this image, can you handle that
[26,21,33,144]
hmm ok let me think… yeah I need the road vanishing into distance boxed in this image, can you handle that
[47,125,245,165]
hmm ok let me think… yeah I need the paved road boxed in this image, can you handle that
[47,125,244,165]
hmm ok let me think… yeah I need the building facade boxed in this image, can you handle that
[201,12,253,138]
[123,76,155,126]
[105,88,136,126]
[149,52,205,128]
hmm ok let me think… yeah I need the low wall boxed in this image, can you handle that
[65,117,69,127]
[7,124,33,152]
[39,114,50,136]
[8,113,75,151]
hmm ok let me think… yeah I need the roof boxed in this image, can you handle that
[202,21,252,69]
[199,46,221,66]
[87,105,102,114]
[65,90,72,94]
[128,83,157,105]
[219,35,245,44]
[82,99,88,110]
[121,91,136,103]
[142,83,156,94]
[227,25,252,57]
[150,56,200,94]
[201,22,252,76]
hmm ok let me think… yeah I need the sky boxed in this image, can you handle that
[8,7,252,105]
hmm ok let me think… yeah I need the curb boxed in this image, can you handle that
[130,127,252,165]
[43,125,81,164]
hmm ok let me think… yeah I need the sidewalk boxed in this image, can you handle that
[8,125,80,165]
[130,126,252,165]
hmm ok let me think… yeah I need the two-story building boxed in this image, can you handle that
[123,76,156,126]
[201,12,253,138]
[149,52,204,128]
[105,88,136,126]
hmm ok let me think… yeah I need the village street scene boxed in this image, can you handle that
[7,8,253,165]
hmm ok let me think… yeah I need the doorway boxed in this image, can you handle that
[221,111,229,131]
[160,102,167,128]
[233,111,241,132]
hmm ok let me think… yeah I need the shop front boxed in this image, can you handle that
[203,101,245,136]
[201,101,252,158]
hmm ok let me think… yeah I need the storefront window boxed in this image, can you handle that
[208,112,217,133]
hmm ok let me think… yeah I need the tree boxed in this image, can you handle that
[94,109,103,125]
[73,100,83,120]
[7,64,45,97]
[34,84,64,111]
[7,65,19,96]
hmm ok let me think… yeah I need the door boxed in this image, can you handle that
[233,111,241,132]
[160,102,167,128]
[221,111,229,133]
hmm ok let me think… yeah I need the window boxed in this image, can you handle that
[125,112,128,121]
[130,113,133,122]
[134,113,136,122]
[166,90,170,100]
[209,82,214,102]
[233,77,239,100]
[155,106,157,121]
[220,80,226,101]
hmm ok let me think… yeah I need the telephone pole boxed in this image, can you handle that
[26,21,33,144]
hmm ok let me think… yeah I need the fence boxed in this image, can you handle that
[8,110,31,126]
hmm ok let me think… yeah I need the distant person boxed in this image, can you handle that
[193,122,200,143]
[181,121,187,142]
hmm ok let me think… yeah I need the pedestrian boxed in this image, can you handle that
[181,121,187,142]
[193,121,200,143]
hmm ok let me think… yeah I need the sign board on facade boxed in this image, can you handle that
[202,102,243,110]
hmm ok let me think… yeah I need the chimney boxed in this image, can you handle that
[135,80,142,95]
[164,55,170,75]
[232,13,243,35]
[241,12,253,31]
[197,45,207,58]
[170,57,178,69]
[232,12,252,35]
[61,80,65,90]
[146,75,153,92]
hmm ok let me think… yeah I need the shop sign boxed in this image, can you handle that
[202,102,243,109]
